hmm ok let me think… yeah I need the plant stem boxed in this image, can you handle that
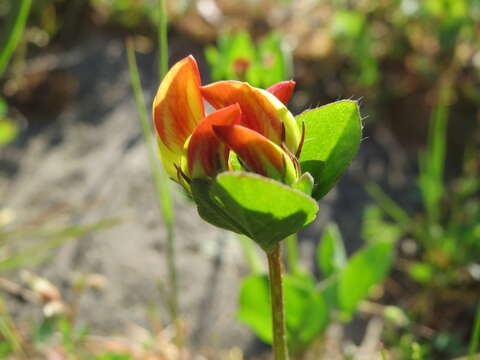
[0,0,32,77]
[156,0,179,332]
[165,222,178,321]
[158,0,168,80]
[126,39,178,326]
[266,243,289,360]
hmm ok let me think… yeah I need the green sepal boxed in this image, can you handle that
[191,172,319,251]
[191,179,245,234]
[292,172,314,195]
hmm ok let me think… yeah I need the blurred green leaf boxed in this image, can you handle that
[365,183,411,228]
[317,223,346,277]
[338,240,394,316]
[237,273,329,349]
[90,354,132,360]
[215,31,256,81]
[256,32,290,88]
[0,117,18,146]
[332,10,366,38]
[205,31,290,88]
[34,318,56,343]
[237,274,271,342]
[361,205,402,244]
[0,342,13,357]
[297,100,362,200]
[384,305,409,327]
[408,262,434,284]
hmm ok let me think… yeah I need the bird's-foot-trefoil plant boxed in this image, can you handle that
[152,55,362,359]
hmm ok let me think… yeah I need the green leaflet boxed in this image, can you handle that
[297,100,362,200]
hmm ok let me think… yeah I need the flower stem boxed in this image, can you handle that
[266,243,289,360]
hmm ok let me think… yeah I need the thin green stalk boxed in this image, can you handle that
[158,0,169,80]
[469,303,480,359]
[0,297,23,356]
[285,234,300,275]
[0,0,32,77]
[238,235,263,274]
[126,40,177,322]
[380,348,389,360]
[266,243,289,360]
[365,182,411,228]
[420,83,449,227]
[156,0,178,326]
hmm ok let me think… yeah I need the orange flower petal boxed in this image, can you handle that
[213,124,297,184]
[153,55,205,177]
[201,81,300,153]
[267,80,296,104]
[187,104,241,179]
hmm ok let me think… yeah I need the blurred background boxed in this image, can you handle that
[0,0,479,359]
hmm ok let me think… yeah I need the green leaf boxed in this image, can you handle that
[237,273,329,349]
[90,354,132,360]
[257,32,290,88]
[226,31,256,80]
[237,275,272,343]
[297,100,362,200]
[332,10,366,39]
[361,205,402,244]
[338,240,394,316]
[408,262,434,284]
[34,318,56,343]
[365,183,411,228]
[210,172,318,251]
[285,275,329,349]
[317,223,347,277]
[0,117,18,146]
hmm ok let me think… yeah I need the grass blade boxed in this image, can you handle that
[0,0,32,77]
[469,303,480,359]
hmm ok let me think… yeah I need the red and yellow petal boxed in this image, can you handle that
[153,55,205,178]
[267,80,296,104]
[212,124,297,184]
[201,80,300,154]
[187,104,241,179]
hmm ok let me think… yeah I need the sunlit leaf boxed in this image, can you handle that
[297,100,362,200]
[208,172,318,251]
